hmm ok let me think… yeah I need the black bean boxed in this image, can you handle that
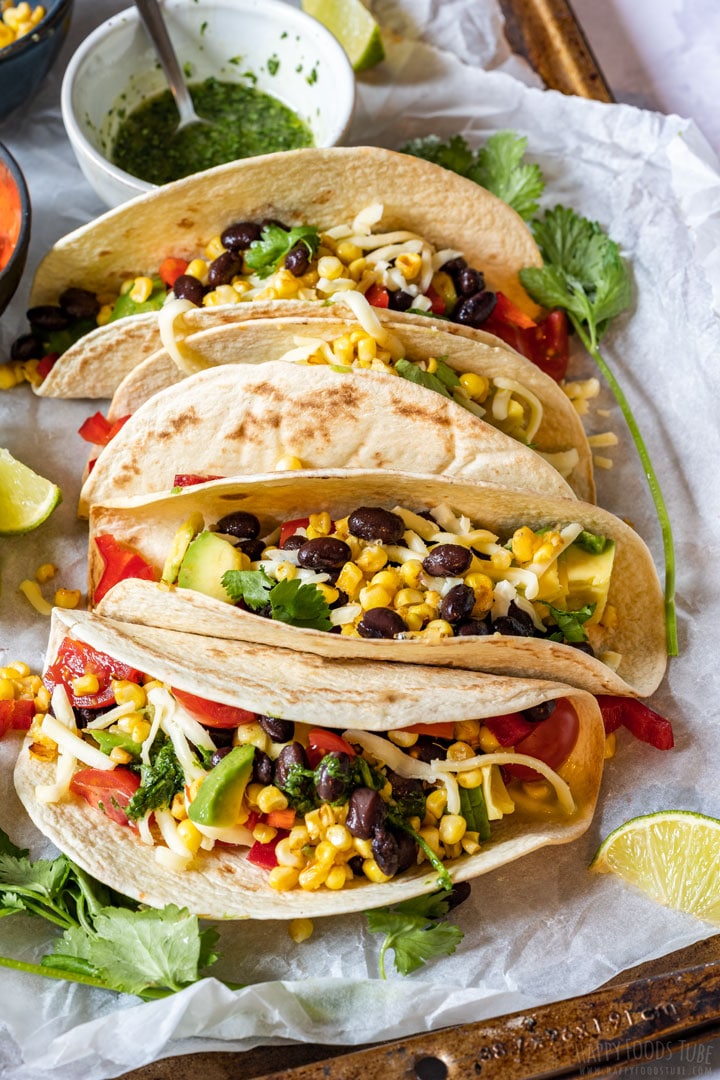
[208,251,243,288]
[423,544,472,577]
[453,290,497,328]
[59,286,100,319]
[346,787,387,839]
[259,715,294,743]
[315,751,352,802]
[456,617,491,636]
[215,510,261,540]
[348,855,364,876]
[388,288,414,311]
[26,304,70,331]
[252,749,274,785]
[280,533,306,551]
[439,583,475,623]
[385,770,425,799]
[221,220,263,252]
[173,274,205,305]
[297,537,351,570]
[330,588,348,608]
[456,268,483,296]
[371,827,399,877]
[348,506,404,543]
[413,736,448,763]
[395,831,418,873]
[524,700,557,724]
[570,640,595,656]
[492,613,536,637]
[207,726,235,747]
[210,746,233,769]
[440,256,467,280]
[357,607,406,639]
[73,704,114,729]
[446,880,472,911]
[10,333,43,361]
[285,243,310,277]
[237,538,264,561]
[274,742,308,787]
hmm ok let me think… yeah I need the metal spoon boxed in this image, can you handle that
[134,0,209,131]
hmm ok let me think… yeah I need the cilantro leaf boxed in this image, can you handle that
[574,530,609,555]
[125,737,184,821]
[245,224,320,278]
[459,785,491,839]
[0,828,27,858]
[222,568,274,610]
[547,603,596,644]
[401,133,475,176]
[365,889,463,978]
[223,570,332,631]
[395,359,452,399]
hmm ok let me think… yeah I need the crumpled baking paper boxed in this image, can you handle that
[1,0,720,1076]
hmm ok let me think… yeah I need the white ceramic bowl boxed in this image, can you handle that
[61,0,356,208]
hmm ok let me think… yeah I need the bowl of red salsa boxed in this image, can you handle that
[0,143,31,318]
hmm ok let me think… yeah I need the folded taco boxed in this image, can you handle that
[20,146,544,399]
[83,309,593,502]
[14,608,604,919]
[90,470,667,698]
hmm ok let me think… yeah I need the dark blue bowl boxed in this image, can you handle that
[0,143,31,317]
[0,0,74,121]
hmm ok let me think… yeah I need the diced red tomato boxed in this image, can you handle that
[308,728,357,761]
[93,533,158,604]
[172,474,225,488]
[70,767,141,827]
[482,711,534,748]
[44,637,143,709]
[365,283,390,308]
[78,411,131,447]
[401,721,455,740]
[491,292,538,330]
[597,696,674,750]
[0,698,35,735]
[247,834,283,870]
[425,284,446,316]
[172,687,259,728]
[37,352,59,379]
[503,698,579,781]
[279,517,310,547]
[159,257,189,288]
[481,297,569,381]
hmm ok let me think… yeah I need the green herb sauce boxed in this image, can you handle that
[111,77,314,185]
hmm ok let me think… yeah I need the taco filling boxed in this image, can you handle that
[30,635,581,894]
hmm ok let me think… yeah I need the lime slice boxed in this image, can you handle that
[0,448,61,535]
[302,0,385,72]
[590,810,720,925]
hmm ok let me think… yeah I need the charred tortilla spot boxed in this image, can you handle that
[157,406,202,438]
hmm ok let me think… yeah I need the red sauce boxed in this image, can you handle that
[0,163,22,273]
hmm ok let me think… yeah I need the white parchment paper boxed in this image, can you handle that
[1,1,720,1076]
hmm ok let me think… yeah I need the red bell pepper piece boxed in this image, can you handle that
[172,474,225,488]
[491,292,538,330]
[597,696,674,750]
[37,353,59,380]
[365,284,390,308]
[0,698,35,736]
[482,711,534,747]
[78,412,131,447]
[159,257,189,288]
[426,284,446,315]
[481,293,570,381]
[93,533,158,604]
[247,834,283,870]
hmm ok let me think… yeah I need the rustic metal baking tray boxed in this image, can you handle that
[117,4,719,1078]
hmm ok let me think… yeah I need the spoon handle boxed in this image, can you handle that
[134,0,197,124]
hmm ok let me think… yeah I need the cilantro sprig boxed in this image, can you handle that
[365,890,464,978]
[244,223,320,278]
[395,357,460,399]
[222,568,332,630]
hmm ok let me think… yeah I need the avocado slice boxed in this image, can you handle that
[188,744,255,828]
[177,530,246,602]
[558,539,616,625]
[162,512,205,584]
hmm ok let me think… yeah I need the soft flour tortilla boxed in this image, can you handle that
[91,470,667,698]
[14,608,604,919]
[93,312,594,502]
[29,146,542,398]
[78,360,576,516]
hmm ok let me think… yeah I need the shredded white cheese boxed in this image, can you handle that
[158,297,212,375]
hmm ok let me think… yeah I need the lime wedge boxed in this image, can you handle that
[590,810,720,925]
[302,0,385,72]
[0,448,61,535]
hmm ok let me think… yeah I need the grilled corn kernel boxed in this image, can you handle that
[347,257,367,280]
[423,618,454,639]
[418,826,442,857]
[204,284,237,307]
[177,819,202,854]
[273,268,301,298]
[232,722,270,754]
[288,916,314,941]
[315,583,339,605]
[0,679,14,701]
[447,740,475,762]
[245,783,263,807]
[305,809,322,840]
[309,511,332,536]
[397,608,423,631]
[205,235,225,259]
[407,602,436,624]
[34,563,57,584]
[465,571,494,601]
[112,680,146,709]
[399,560,423,588]
[71,673,99,696]
[298,861,330,890]
[275,838,305,868]
[170,792,188,820]
[336,240,363,264]
[459,372,489,401]
[426,788,447,819]
[340,624,361,637]
[54,588,81,609]
[478,725,502,753]
[253,823,278,844]
[116,713,143,734]
[362,858,392,884]
[439,814,467,846]
[34,686,51,712]
[604,732,616,760]
[185,258,208,283]
[142,678,164,692]
[396,252,423,281]
[274,561,298,582]
[511,526,538,563]
[313,840,337,867]
[232,279,251,296]
[356,335,377,364]
[269,866,300,892]
[257,785,288,814]
[454,719,481,745]
[109,747,133,764]
[130,720,151,744]
[0,365,19,390]
[317,255,344,280]
[96,303,114,327]
[359,584,393,610]
[324,864,347,890]
[356,545,388,574]
[461,831,481,855]
[353,837,373,859]
[288,824,311,850]
[326,824,352,850]
[129,276,153,304]
[276,454,303,470]
[394,587,425,609]
[336,562,364,599]
[388,729,418,748]
[457,768,484,789]
[19,674,41,694]
[318,804,335,829]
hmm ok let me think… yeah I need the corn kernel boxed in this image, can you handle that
[408,816,422,833]
[461,373,491,400]
[177,819,202,854]
[325,864,347,890]
[490,548,513,570]
[273,268,301,299]
[288,917,314,941]
[232,279,251,296]
[257,785,288,814]
[204,284,237,307]
[362,858,392,884]
[359,584,393,611]
[54,588,81,609]
[276,454,303,470]
[245,782,263,807]
[418,826,442,857]
[461,831,481,855]
[340,624,360,637]
[325,824,352,850]
[116,713,143,733]
[457,768,485,789]
[336,562,364,599]
[129,276,153,304]
[289,824,310,850]
[356,545,388,574]
[309,511,332,536]
[34,686,51,712]
[170,792,187,820]
[205,235,225,259]
[142,679,164,692]
[426,788,447,819]
[0,365,19,390]
[399,608,424,631]
[478,725,502,753]
[511,526,538,563]
[439,814,467,846]
[96,303,113,327]
[407,602,436,623]
[317,255,343,279]
[130,720,151,744]
[522,780,553,801]
[315,583,339,605]
[269,866,300,892]
[34,563,57,584]
[336,240,363,264]
[109,746,133,764]
[423,619,454,639]
[426,357,438,374]
[274,561,298,582]
[71,673,99,696]
[0,679,14,701]
[275,838,305,868]
[388,729,418,748]
[353,837,373,859]
[232,722,270,754]
[18,579,52,615]
[604,732,616,760]
[298,861,330,890]
[185,258,209,283]
[454,719,480,745]
[395,252,422,280]
[356,335,376,364]
[318,804,335,829]
[112,680,146,709]
[347,257,367,279]
[305,809,322,840]
[252,823,278,844]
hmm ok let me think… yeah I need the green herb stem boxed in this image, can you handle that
[0,955,115,991]
[572,317,677,655]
